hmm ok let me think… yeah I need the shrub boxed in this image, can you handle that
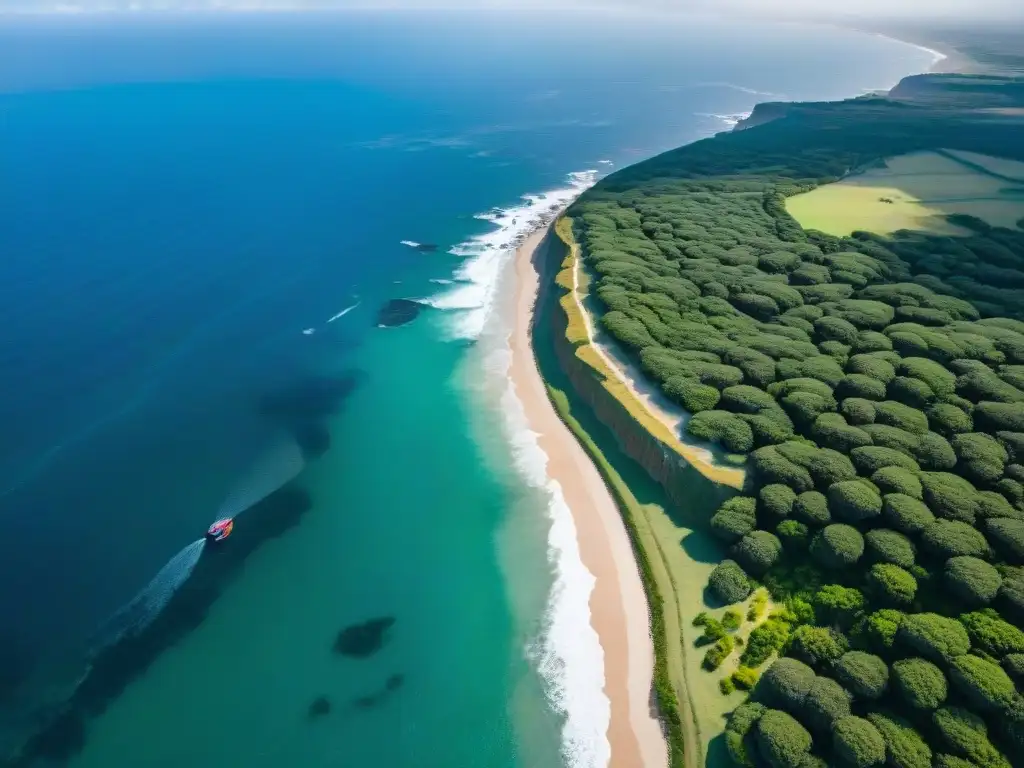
[892,658,948,710]
[734,530,783,575]
[1003,653,1024,683]
[932,706,1011,768]
[889,376,937,408]
[874,401,930,434]
[974,401,1024,433]
[711,496,758,543]
[865,529,916,568]
[816,315,859,345]
[732,665,759,691]
[810,524,865,569]
[872,466,923,499]
[787,625,847,668]
[944,557,1002,605]
[862,609,903,652]
[959,611,1024,657]
[836,650,889,700]
[760,484,797,518]
[719,676,735,695]
[849,353,897,384]
[833,715,886,768]
[899,613,972,663]
[800,675,851,733]
[721,384,780,414]
[866,711,932,768]
[842,397,878,425]
[928,403,973,436]
[743,618,793,668]
[814,584,866,627]
[921,520,991,560]
[688,410,755,452]
[899,357,957,396]
[976,490,1020,521]
[777,519,811,552]
[725,701,765,767]
[920,472,980,524]
[810,413,873,452]
[837,374,887,401]
[868,563,918,605]
[851,446,920,474]
[985,517,1024,562]
[703,634,736,670]
[755,709,813,768]
[914,432,959,471]
[723,609,743,631]
[881,493,935,534]
[733,292,780,319]
[799,355,846,388]
[793,491,831,525]
[663,375,721,412]
[754,657,816,713]
[781,391,836,430]
[952,433,1009,484]
[752,445,815,492]
[709,559,752,605]
[948,654,1016,712]
[853,331,894,353]
[828,480,883,522]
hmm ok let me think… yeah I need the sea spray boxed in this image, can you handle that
[426,170,598,341]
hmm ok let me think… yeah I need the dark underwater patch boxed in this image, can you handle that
[376,299,422,328]
[333,617,395,658]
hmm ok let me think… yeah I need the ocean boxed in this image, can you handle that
[0,10,935,766]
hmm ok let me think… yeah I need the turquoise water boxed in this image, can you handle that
[0,10,935,766]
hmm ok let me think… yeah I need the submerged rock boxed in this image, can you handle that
[385,673,404,692]
[307,695,331,720]
[333,617,395,658]
[414,243,438,253]
[259,373,362,423]
[376,299,422,328]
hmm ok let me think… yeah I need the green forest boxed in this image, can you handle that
[567,72,1024,768]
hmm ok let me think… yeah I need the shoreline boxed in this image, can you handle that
[509,225,668,768]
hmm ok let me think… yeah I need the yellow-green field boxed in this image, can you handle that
[785,149,1024,236]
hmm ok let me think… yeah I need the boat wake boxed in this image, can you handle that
[327,301,361,324]
[426,169,599,340]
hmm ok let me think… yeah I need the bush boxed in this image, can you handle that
[1004,653,1024,683]
[814,584,866,627]
[976,490,1020,521]
[721,384,780,414]
[848,353,897,383]
[828,480,883,522]
[892,658,948,710]
[837,374,887,401]
[755,709,813,768]
[985,517,1024,562]
[799,355,846,387]
[944,557,1002,606]
[833,715,886,768]
[921,520,991,560]
[723,609,743,631]
[865,529,916,568]
[793,491,831,525]
[663,375,722,412]
[915,432,959,471]
[743,617,793,668]
[709,559,753,604]
[862,609,903,653]
[853,331,894,353]
[866,712,932,768]
[811,524,865,569]
[711,496,758,543]
[889,376,937,408]
[843,397,878,425]
[688,410,755,453]
[899,357,957,396]
[868,563,918,605]
[752,445,815,493]
[703,634,736,670]
[733,530,783,575]
[920,472,980,524]
[959,611,1024,658]
[932,707,1011,768]
[899,613,972,663]
[872,466,923,499]
[816,315,859,345]
[928,403,973,436]
[810,413,873,452]
[952,433,1009,484]
[725,700,765,766]
[760,484,797,518]
[754,657,816,713]
[777,519,811,552]
[974,401,1024,433]
[948,654,1016,712]
[800,675,851,734]
[836,650,889,700]
[781,391,836,430]
[787,625,847,668]
[874,401,930,434]
[851,446,920,474]
[732,665,760,691]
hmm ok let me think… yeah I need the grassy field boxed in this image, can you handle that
[786,149,1024,235]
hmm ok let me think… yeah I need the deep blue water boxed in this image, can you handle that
[0,10,934,765]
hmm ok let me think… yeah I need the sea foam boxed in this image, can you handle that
[427,170,598,340]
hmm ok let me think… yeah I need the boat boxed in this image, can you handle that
[206,518,234,543]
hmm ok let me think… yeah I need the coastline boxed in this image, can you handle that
[509,225,668,768]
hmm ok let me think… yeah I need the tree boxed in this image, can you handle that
[892,657,948,710]
[755,709,814,768]
[810,524,865,569]
[787,625,847,668]
[709,559,752,604]
[835,651,889,700]
[754,657,816,714]
[833,715,886,768]
[865,529,916,568]
[899,613,972,663]
[867,711,932,768]
[726,701,766,767]
[948,654,1016,712]
[944,557,1002,606]
[868,564,918,605]
[734,530,783,575]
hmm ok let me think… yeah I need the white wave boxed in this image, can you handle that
[486,341,610,768]
[698,111,752,129]
[427,169,599,340]
[302,328,316,335]
[430,278,454,285]
[400,240,421,248]
[327,302,360,323]
[597,160,613,165]
[694,80,787,99]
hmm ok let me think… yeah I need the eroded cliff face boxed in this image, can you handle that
[544,233,735,526]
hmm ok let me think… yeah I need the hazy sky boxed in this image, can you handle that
[0,0,1018,19]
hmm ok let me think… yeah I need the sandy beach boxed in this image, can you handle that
[509,225,668,768]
